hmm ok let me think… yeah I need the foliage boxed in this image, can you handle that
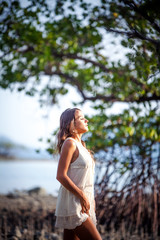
[0,0,160,236]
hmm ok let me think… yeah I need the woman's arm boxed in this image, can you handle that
[56,139,90,214]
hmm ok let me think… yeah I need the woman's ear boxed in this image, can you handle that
[69,119,78,134]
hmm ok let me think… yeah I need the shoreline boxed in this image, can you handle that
[0,189,62,240]
[0,188,57,211]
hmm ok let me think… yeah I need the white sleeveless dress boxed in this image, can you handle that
[55,137,97,229]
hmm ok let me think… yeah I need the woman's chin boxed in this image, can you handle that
[81,128,88,133]
[78,126,88,133]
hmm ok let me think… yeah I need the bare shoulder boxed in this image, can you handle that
[61,138,76,153]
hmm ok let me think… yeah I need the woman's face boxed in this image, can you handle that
[73,110,89,134]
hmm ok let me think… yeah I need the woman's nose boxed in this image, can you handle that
[85,118,88,123]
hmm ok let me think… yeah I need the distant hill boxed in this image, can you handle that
[0,135,53,160]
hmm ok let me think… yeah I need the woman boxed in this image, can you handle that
[55,108,102,240]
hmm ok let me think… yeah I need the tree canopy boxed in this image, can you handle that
[0,0,160,236]
[1,0,160,104]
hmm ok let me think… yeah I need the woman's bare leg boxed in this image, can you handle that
[73,217,102,240]
[63,229,80,240]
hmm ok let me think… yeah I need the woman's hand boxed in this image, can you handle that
[80,193,90,215]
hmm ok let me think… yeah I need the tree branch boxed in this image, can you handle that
[106,28,160,46]
[45,70,86,99]
[45,70,160,103]
[51,49,110,73]
[79,93,160,103]
[16,45,111,72]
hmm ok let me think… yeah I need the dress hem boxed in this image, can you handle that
[55,215,89,230]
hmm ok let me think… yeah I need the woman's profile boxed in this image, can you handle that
[55,108,102,240]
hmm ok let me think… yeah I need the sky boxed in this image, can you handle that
[0,87,55,148]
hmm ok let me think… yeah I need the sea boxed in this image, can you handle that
[0,159,60,196]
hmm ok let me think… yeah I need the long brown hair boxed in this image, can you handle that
[57,108,80,153]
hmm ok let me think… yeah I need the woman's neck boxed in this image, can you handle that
[71,134,82,142]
